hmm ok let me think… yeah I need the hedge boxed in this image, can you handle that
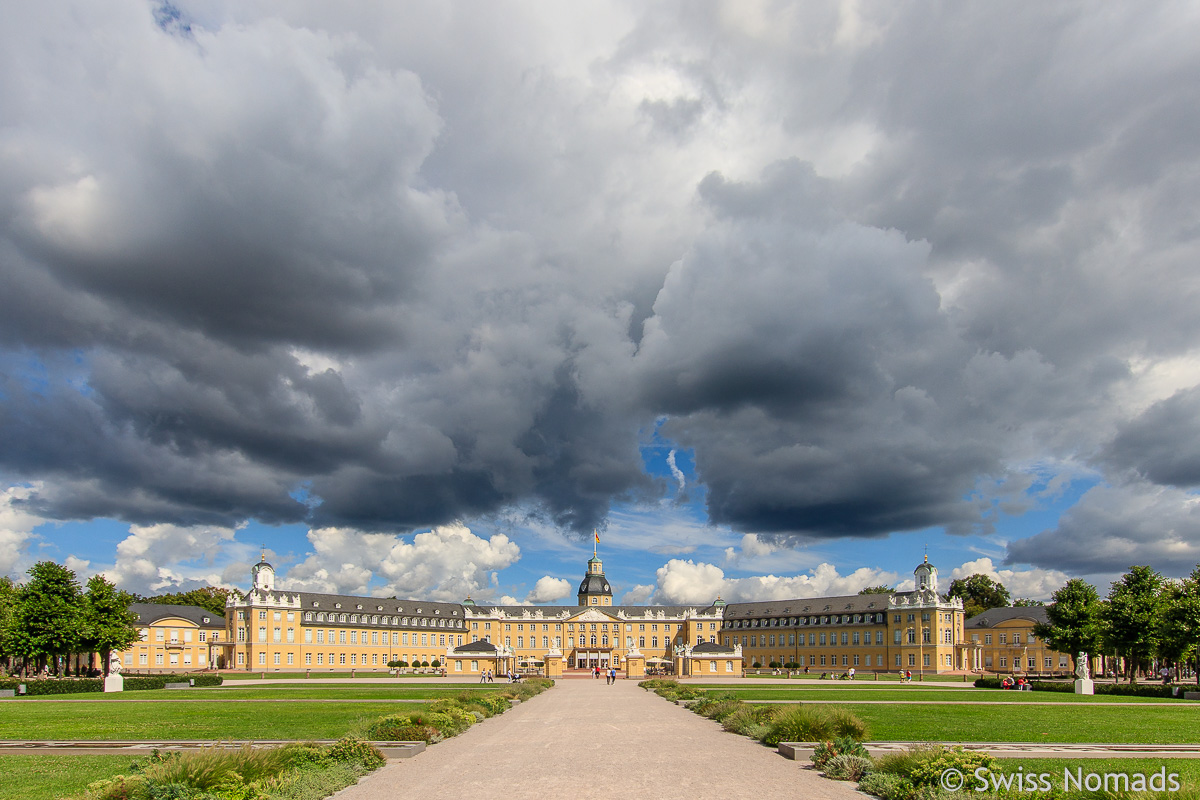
[0,673,222,695]
[973,677,1183,698]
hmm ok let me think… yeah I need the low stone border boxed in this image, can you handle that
[779,742,1200,760]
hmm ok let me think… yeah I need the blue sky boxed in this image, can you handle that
[3,1,1200,605]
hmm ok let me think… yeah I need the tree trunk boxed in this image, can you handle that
[101,648,112,676]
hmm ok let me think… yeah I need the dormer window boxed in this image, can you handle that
[356,604,362,610]
[335,603,342,609]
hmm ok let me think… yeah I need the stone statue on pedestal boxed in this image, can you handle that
[1074,651,1093,695]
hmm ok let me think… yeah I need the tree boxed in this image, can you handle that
[947,574,1012,618]
[1159,566,1200,684]
[81,575,141,675]
[0,577,18,674]
[1032,578,1101,674]
[1102,565,1165,684]
[858,585,893,595]
[1012,598,1041,607]
[137,586,234,616]
[10,562,83,676]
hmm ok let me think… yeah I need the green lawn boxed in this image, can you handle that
[0,700,423,740]
[0,754,134,800]
[703,687,1176,703]
[778,702,1200,743]
[19,685,499,702]
[219,671,440,680]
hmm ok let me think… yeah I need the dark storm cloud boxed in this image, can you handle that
[3,0,1200,559]
[1104,387,1200,488]
[1006,483,1200,577]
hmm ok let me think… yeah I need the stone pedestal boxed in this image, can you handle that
[104,673,124,693]
[1074,678,1094,695]
[543,651,563,679]
[625,653,645,679]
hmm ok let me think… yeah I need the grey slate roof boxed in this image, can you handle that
[129,603,225,628]
[723,593,892,620]
[689,641,738,655]
[965,606,1049,628]
[453,640,500,654]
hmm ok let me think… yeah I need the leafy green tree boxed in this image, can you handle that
[81,575,141,675]
[1032,578,1101,674]
[1159,566,1200,684]
[1102,565,1165,684]
[947,574,1012,618]
[1012,598,1041,607]
[137,586,233,616]
[858,585,893,595]
[0,577,18,674]
[10,562,83,675]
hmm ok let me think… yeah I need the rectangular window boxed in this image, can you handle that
[1012,634,1021,645]
[999,634,1007,644]
[923,654,930,667]
[305,653,312,665]
[908,653,915,666]
[156,629,165,641]
[183,653,191,665]
[820,655,826,666]
[274,653,281,665]
[273,627,282,643]
[258,627,266,642]
[894,630,902,644]
[286,629,294,643]
[339,631,346,644]
[305,629,313,643]
[237,653,245,665]
[984,634,992,645]
[350,654,357,665]
[259,653,266,665]
[139,653,148,665]
[350,631,358,644]
[999,657,1007,667]
[726,661,733,673]
[317,653,324,665]
[339,654,346,665]
[316,630,324,643]
[841,632,848,645]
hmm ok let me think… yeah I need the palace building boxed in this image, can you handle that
[211,549,1061,678]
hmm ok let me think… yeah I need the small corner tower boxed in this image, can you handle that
[914,553,938,595]
[578,534,613,606]
[251,550,275,593]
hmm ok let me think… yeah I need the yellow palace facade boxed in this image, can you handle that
[219,550,999,677]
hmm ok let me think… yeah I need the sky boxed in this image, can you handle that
[3,1,1200,608]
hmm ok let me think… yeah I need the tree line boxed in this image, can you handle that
[1,562,142,677]
[944,566,1200,684]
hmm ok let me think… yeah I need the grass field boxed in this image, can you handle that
[18,684,501,702]
[781,702,1200,743]
[0,755,135,800]
[696,687,1177,703]
[0,699,420,740]
[220,671,441,680]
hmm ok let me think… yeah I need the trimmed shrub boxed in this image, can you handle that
[0,678,103,695]
[858,771,914,800]
[812,736,870,770]
[638,678,678,690]
[324,738,385,770]
[188,674,223,688]
[826,706,869,740]
[721,704,779,740]
[824,753,874,781]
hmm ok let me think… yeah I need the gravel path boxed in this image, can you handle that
[333,678,862,800]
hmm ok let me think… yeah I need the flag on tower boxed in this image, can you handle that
[594,530,600,543]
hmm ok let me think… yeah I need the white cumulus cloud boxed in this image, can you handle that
[949,556,1069,602]
[285,522,520,601]
[654,559,900,604]
[525,576,572,604]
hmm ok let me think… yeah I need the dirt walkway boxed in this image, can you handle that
[334,678,862,800]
